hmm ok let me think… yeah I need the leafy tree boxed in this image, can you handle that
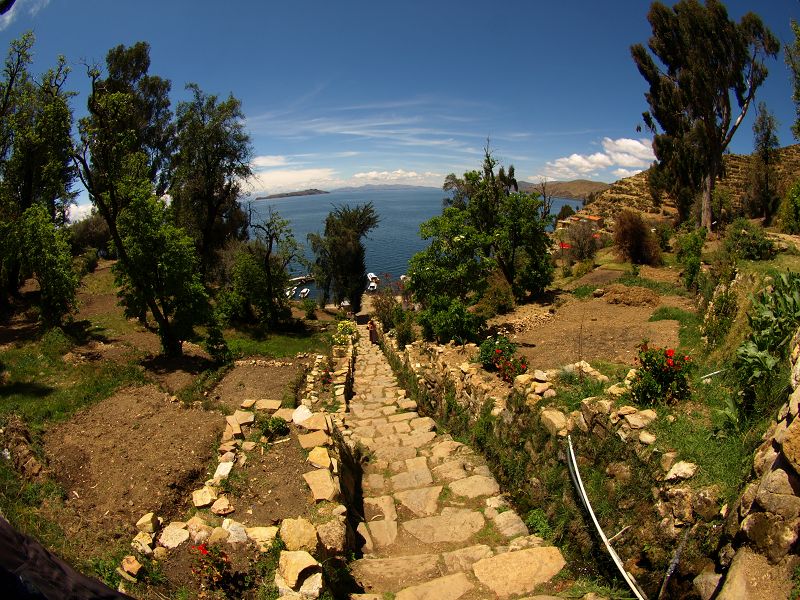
[75,43,205,356]
[556,204,575,221]
[786,19,800,140]
[20,204,78,326]
[748,101,780,222]
[631,0,779,229]
[242,206,306,326]
[407,208,492,305]
[413,150,552,303]
[309,203,379,314]
[170,83,252,280]
[0,32,76,314]
[114,183,209,356]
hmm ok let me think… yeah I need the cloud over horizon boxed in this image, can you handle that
[541,137,655,181]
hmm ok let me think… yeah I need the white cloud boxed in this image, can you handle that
[612,168,642,178]
[542,137,655,180]
[252,155,289,168]
[247,168,344,195]
[601,137,655,168]
[352,169,441,185]
[68,202,94,223]
[0,0,50,30]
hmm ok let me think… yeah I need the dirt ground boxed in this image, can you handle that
[43,384,222,551]
[506,290,691,371]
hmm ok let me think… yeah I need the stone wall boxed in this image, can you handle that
[722,328,800,565]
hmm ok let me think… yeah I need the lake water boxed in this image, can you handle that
[248,187,582,292]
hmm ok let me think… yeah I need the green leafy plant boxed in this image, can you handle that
[675,226,707,290]
[524,508,553,539]
[724,218,774,261]
[418,296,484,344]
[332,320,357,345]
[779,180,800,234]
[259,416,289,441]
[630,343,694,405]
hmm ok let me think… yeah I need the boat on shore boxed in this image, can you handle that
[299,288,310,299]
[367,281,377,292]
[285,286,297,298]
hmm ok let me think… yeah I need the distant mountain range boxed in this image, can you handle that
[518,179,611,200]
[331,184,439,193]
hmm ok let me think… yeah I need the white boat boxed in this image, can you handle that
[367,281,377,292]
[285,286,297,298]
[367,272,379,282]
[339,299,351,308]
[299,288,310,299]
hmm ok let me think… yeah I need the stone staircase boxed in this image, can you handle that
[342,326,566,599]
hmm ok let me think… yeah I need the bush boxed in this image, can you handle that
[332,319,357,345]
[473,271,515,319]
[712,188,736,227]
[204,322,231,364]
[675,226,707,290]
[301,298,317,320]
[75,248,99,276]
[418,296,484,344]
[779,180,800,235]
[567,221,599,262]
[613,209,662,266]
[372,288,401,330]
[724,218,774,261]
[477,335,528,382]
[394,311,416,350]
[259,416,289,440]
[630,343,694,405]
[701,283,738,348]
[654,221,674,252]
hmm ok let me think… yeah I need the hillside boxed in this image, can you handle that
[519,179,610,200]
[586,144,800,217]
[256,188,329,200]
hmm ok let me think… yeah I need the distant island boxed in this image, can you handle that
[255,189,330,200]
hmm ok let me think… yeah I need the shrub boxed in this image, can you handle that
[259,416,289,440]
[332,320,357,345]
[473,271,515,319]
[372,287,401,330]
[675,226,707,290]
[301,298,317,320]
[724,218,774,261]
[712,187,736,227]
[701,283,738,348]
[779,180,800,235]
[477,335,528,383]
[68,211,111,256]
[613,209,662,266]
[630,343,694,405]
[394,311,416,350]
[204,322,231,364]
[568,221,599,262]
[418,296,484,344]
[653,221,674,251]
[75,248,99,276]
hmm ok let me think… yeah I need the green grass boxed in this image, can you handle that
[226,330,326,358]
[0,328,146,429]
[572,284,598,299]
[553,369,610,411]
[650,406,763,502]
[649,305,703,355]
[617,274,689,297]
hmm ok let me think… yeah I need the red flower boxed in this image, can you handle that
[667,358,674,367]
[666,349,675,358]
[193,544,209,555]
[495,348,501,354]
[684,355,690,362]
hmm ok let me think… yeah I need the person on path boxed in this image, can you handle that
[368,319,378,345]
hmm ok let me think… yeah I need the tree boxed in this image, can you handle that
[420,149,552,302]
[632,0,779,230]
[786,19,800,140]
[0,33,77,316]
[309,203,379,314]
[170,84,252,280]
[20,204,78,326]
[75,43,204,356]
[748,101,780,221]
[244,206,306,326]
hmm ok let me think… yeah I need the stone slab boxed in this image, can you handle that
[472,547,566,598]
[403,508,484,544]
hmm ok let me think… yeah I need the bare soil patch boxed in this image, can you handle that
[512,295,686,370]
[211,360,305,412]
[43,384,221,551]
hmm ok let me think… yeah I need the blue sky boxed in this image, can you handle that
[2,0,799,210]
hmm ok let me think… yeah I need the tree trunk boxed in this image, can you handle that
[701,173,714,231]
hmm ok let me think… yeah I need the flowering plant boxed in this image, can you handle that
[477,335,528,383]
[191,543,232,592]
[630,343,693,405]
